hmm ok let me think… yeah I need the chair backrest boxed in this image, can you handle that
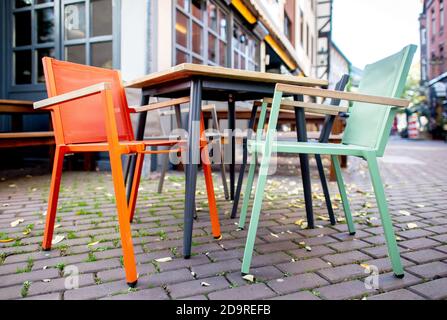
[42,58,134,144]
[342,45,416,156]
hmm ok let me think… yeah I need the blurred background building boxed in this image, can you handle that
[1,0,349,170]
[419,0,447,139]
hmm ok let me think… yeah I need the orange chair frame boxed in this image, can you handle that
[34,58,221,287]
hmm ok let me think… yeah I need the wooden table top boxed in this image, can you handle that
[125,63,328,90]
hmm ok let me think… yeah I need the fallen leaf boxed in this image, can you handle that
[22,230,31,236]
[270,233,279,238]
[0,239,14,243]
[294,219,305,226]
[416,204,425,208]
[407,223,418,230]
[191,271,197,278]
[155,257,172,263]
[305,246,312,252]
[242,274,255,283]
[43,266,48,270]
[360,263,370,269]
[42,279,51,283]
[200,282,210,287]
[87,241,100,247]
[399,210,411,216]
[10,219,25,227]
[51,235,65,245]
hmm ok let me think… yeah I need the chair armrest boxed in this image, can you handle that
[130,96,190,113]
[263,97,349,116]
[34,82,112,110]
[275,84,410,108]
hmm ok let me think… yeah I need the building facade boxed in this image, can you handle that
[0,0,331,99]
[328,41,350,92]
[420,0,447,138]
[0,0,332,166]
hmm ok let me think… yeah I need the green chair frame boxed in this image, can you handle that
[239,45,417,278]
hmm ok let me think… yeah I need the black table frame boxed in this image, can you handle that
[125,76,317,258]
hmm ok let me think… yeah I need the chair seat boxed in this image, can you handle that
[248,140,373,157]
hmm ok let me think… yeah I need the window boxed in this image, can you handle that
[174,0,259,70]
[299,10,304,48]
[440,44,444,61]
[432,8,436,36]
[232,23,260,71]
[306,23,310,57]
[284,12,292,43]
[63,0,114,68]
[12,0,56,85]
[175,0,228,66]
[441,0,444,31]
[8,0,117,92]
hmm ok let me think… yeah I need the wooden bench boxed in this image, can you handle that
[0,131,55,149]
[0,100,55,149]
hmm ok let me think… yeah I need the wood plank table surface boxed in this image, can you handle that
[125,63,328,259]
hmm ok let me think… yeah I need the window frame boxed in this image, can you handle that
[5,0,121,98]
[172,0,260,71]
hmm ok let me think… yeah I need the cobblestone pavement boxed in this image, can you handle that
[1,137,446,300]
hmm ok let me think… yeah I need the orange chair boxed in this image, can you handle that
[34,58,221,287]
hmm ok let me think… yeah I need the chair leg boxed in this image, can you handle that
[218,140,230,200]
[109,151,138,287]
[238,152,257,229]
[202,158,222,240]
[231,135,248,219]
[233,102,258,220]
[315,154,336,225]
[129,153,144,223]
[157,153,170,194]
[42,146,65,250]
[365,153,404,278]
[331,155,356,235]
[241,155,269,275]
[201,114,221,239]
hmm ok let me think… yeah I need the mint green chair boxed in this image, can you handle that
[240,45,417,278]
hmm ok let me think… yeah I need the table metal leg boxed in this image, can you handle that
[125,95,149,204]
[183,79,202,259]
[228,95,236,200]
[294,95,315,229]
[316,115,337,225]
[231,103,258,219]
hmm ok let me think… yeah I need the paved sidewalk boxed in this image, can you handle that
[0,137,446,300]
